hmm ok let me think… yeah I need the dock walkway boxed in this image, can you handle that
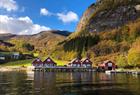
[33,67,95,72]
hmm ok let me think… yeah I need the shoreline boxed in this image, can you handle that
[0,66,140,74]
[0,66,33,72]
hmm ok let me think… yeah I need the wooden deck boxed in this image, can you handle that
[105,70,140,75]
[33,67,95,72]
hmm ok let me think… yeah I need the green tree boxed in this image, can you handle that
[22,43,34,51]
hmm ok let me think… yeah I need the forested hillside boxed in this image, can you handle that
[52,0,140,68]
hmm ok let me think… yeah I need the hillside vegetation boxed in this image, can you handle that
[52,0,140,68]
[52,19,140,68]
[0,0,140,68]
[0,30,70,56]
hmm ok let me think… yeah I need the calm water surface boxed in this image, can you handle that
[0,71,140,95]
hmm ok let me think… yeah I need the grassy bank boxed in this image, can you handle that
[0,59,33,67]
[0,58,68,67]
[116,68,140,72]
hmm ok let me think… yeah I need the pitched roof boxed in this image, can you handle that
[32,58,43,64]
[103,60,114,64]
[98,60,115,67]
[43,57,56,64]
[82,58,92,64]
[71,58,81,64]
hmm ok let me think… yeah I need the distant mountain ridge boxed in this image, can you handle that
[0,30,71,40]
[0,33,16,40]
[0,30,71,54]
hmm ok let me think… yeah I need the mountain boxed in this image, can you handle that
[0,30,71,55]
[52,0,140,67]
[76,0,140,33]
[0,33,16,41]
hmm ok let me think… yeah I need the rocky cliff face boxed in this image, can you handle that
[76,0,140,32]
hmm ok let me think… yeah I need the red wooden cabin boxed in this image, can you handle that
[43,57,57,67]
[32,58,43,68]
[71,58,82,67]
[98,60,116,70]
[82,58,93,68]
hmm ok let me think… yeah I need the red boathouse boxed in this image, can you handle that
[43,57,57,67]
[71,58,82,67]
[82,58,93,68]
[98,60,117,70]
[32,58,43,68]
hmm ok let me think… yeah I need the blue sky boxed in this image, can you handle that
[0,0,96,34]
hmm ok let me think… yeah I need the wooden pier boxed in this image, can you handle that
[105,70,140,75]
[33,67,95,72]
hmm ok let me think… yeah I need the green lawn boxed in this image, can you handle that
[0,59,33,67]
[0,58,69,67]
[53,59,68,66]
[41,57,69,66]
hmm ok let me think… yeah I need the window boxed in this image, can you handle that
[108,63,112,67]
[87,64,91,67]
[73,64,76,67]
[76,60,78,62]
[37,59,40,62]
[47,59,51,62]
[86,60,89,62]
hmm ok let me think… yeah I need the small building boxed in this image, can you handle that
[0,56,6,63]
[43,57,57,67]
[82,58,93,68]
[71,58,82,67]
[98,60,116,71]
[12,52,20,59]
[32,58,43,68]
[0,53,9,63]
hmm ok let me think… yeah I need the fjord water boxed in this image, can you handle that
[0,71,140,95]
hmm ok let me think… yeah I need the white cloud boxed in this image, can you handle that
[0,0,18,12]
[57,11,79,23]
[40,8,51,16]
[0,15,51,35]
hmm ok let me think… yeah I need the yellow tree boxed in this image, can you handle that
[128,38,140,67]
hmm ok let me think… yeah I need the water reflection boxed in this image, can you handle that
[0,71,32,95]
[0,71,140,95]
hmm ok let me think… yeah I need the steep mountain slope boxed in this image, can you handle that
[52,0,140,67]
[76,0,140,33]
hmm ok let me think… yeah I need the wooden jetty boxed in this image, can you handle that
[105,70,140,75]
[33,67,95,72]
